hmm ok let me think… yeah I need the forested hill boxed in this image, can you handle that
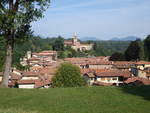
[0,36,130,71]
[92,40,130,56]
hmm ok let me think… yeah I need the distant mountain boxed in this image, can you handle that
[80,37,98,41]
[111,36,141,41]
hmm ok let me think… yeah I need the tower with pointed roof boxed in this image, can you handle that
[72,33,78,45]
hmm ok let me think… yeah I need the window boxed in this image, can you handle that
[112,77,117,81]
[86,64,89,68]
[101,77,105,81]
[107,78,111,81]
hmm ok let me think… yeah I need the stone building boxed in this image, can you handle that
[64,34,93,51]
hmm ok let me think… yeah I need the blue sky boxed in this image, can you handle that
[32,0,150,40]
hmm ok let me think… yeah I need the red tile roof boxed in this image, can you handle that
[65,57,113,65]
[0,72,3,76]
[84,73,95,78]
[95,70,131,78]
[124,77,150,85]
[17,80,37,84]
[32,51,57,56]
[22,72,39,77]
[35,80,50,88]
[10,73,22,80]
[17,79,51,88]
[147,72,150,77]
[134,61,150,65]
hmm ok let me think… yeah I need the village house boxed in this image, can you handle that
[21,72,39,80]
[16,66,57,89]
[82,69,131,86]
[131,61,150,79]
[20,50,57,67]
[17,71,51,89]
[64,34,93,51]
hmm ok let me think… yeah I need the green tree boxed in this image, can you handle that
[144,35,150,61]
[109,52,125,61]
[0,0,50,87]
[52,36,64,51]
[52,63,86,87]
[125,40,144,61]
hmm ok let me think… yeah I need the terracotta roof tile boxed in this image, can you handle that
[134,61,150,65]
[10,73,22,80]
[95,70,131,78]
[17,80,37,84]
[124,77,150,85]
[0,72,3,76]
[22,72,39,77]
[35,80,50,88]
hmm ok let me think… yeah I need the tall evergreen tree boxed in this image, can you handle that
[109,52,125,61]
[144,35,150,61]
[52,36,64,51]
[0,0,50,87]
[125,39,144,61]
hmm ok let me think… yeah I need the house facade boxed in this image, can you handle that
[131,61,150,79]
[83,69,131,86]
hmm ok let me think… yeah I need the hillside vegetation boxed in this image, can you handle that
[0,86,150,113]
[0,35,130,71]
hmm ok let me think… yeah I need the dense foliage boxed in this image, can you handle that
[52,63,86,87]
[2,35,150,71]
[93,41,130,56]
[0,36,5,71]
[124,39,144,61]
[109,52,125,61]
[0,0,50,87]
[110,36,150,61]
[0,35,134,71]
[144,35,150,61]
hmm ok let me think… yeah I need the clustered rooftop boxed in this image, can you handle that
[1,51,150,88]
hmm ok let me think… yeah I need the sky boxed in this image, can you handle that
[32,0,150,40]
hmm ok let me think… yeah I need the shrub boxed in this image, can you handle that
[52,63,86,87]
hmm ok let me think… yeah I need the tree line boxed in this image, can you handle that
[110,35,150,61]
[0,35,131,72]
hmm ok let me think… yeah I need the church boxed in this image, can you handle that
[64,34,93,51]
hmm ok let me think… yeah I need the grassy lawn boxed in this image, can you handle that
[0,86,150,113]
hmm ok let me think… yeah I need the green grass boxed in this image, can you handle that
[0,86,150,113]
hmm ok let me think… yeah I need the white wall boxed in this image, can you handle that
[96,77,122,84]
[22,77,39,80]
[18,84,35,89]
[0,76,2,82]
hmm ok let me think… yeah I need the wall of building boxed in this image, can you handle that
[138,70,147,78]
[18,84,35,89]
[0,76,2,82]
[83,75,95,85]
[96,77,122,84]
[89,65,112,69]
[21,77,39,80]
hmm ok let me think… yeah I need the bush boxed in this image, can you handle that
[109,52,125,61]
[52,63,86,87]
